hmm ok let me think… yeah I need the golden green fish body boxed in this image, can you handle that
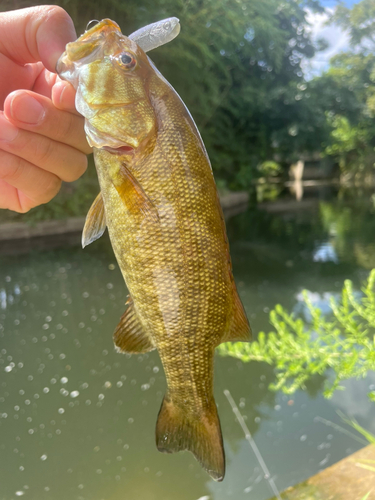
[57,19,251,481]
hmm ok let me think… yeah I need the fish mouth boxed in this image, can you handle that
[81,18,121,41]
[102,145,134,155]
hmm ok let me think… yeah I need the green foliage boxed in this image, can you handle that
[339,413,375,445]
[341,416,375,492]
[326,115,367,157]
[331,0,375,51]
[313,1,375,176]
[324,114,375,174]
[256,159,283,201]
[258,161,282,177]
[1,0,325,192]
[218,269,375,402]
[2,0,375,212]
[256,180,282,202]
[319,193,375,269]
[361,492,373,500]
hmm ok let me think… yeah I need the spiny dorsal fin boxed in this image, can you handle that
[113,298,155,354]
[82,192,106,248]
[156,396,225,481]
[112,164,159,223]
[221,290,251,344]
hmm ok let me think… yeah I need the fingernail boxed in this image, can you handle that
[0,113,19,142]
[10,93,45,125]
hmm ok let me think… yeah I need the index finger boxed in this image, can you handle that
[0,5,77,73]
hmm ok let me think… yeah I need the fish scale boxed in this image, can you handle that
[57,18,251,481]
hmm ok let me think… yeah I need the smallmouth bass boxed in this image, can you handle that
[57,19,251,481]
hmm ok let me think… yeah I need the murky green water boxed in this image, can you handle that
[1,186,375,500]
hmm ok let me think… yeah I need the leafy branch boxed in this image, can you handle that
[218,269,375,402]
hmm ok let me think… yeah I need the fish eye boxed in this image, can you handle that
[121,53,132,64]
[118,52,137,70]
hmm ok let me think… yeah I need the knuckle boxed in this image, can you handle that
[55,112,77,142]
[46,111,90,154]
[44,5,70,22]
[0,154,24,183]
[35,136,55,165]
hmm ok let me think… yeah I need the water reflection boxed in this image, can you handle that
[1,188,375,499]
[330,372,375,426]
[313,241,338,263]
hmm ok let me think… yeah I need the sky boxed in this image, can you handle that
[304,0,361,78]
[322,0,359,5]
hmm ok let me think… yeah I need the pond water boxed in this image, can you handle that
[1,184,375,500]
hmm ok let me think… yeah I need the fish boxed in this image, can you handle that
[57,18,251,482]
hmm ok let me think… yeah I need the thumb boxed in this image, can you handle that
[0,5,77,72]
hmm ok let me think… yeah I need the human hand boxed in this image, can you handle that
[0,5,91,213]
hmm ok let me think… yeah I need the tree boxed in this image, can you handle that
[1,0,324,192]
[309,0,375,177]
[331,0,375,51]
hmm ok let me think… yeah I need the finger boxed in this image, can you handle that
[0,55,41,106]
[0,5,76,72]
[0,180,30,212]
[0,150,61,212]
[0,112,87,182]
[52,80,80,114]
[30,68,77,104]
[32,66,58,100]
[4,91,91,155]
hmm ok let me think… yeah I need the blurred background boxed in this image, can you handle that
[1,1,375,499]
[1,0,375,222]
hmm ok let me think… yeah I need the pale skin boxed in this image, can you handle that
[0,5,91,213]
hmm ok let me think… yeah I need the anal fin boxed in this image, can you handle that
[221,290,252,343]
[113,298,155,354]
[82,192,106,248]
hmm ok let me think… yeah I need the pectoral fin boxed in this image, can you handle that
[82,192,106,248]
[221,290,252,343]
[112,164,159,223]
[113,298,155,354]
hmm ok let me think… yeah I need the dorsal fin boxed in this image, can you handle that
[221,290,251,344]
[82,192,106,248]
[113,298,155,354]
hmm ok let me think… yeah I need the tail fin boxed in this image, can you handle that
[155,396,225,481]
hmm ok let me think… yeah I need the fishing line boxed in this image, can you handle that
[314,415,368,445]
[224,389,282,500]
[86,20,100,31]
